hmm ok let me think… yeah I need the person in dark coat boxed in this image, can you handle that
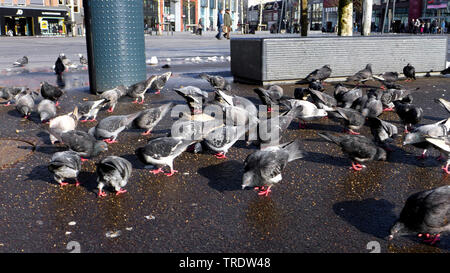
[215,9,224,40]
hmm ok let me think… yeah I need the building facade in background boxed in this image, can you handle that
[143,0,240,32]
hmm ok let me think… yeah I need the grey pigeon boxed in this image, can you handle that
[88,111,142,143]
[318,132,387,171]
[13,56,28,67]
[97,156,132,197]
[373,72,399,89]
[136,137,196,176]
[360,90,383,118]
[389,185,450,245]
[40,81,63,106]
[280,99,327,128]
[133,102,173,135]
[78,98,107,122]
[48,151,81,187]
[302,65,332,83]
[170,118,224,141]
[403,63,416,81]
[200,73,232,91]
[393,100,423,133]
[100,85,127,113]
[127,75,157,104]
[203,123,255,158]
[48,107,80,144]
[434,98,450,114]
[333,84,363,108]
[380,88,414,111]
[150,72,172,94]
[253,85,284,112]
[78,53,88,65]
[256,106,303,147]
[346,64,373,84]
[242,139,306,196]
[367,117,398,147]
[37,99,57,123]
[14,90,35,119]
[174,86,209,114]
[1,86,25,106]
[327,107,366,135]
[308,89,337,111]
[403,118,450,159]
[308,80,325,91]
[213,90,258,117]
[424,136,450,174]
[52,129,108,161]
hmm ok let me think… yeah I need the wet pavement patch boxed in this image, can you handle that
[0,138,35,169]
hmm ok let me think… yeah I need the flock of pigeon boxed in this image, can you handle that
[1,55,450,247]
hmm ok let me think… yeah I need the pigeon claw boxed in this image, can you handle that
[132,99,139,104]
[75,180,81,187]
[350,162,365,171]
[98,190,107,197]
[80,157,89,162]
[107,108,114,113]
[150,168,164,175]
[154,90,161,94]
[441,165,450,174]
[164,170,178,177]
[418,233,441,245]
[383,108,394,112]
[257,186,272,196]
[103,139,117,144]
[59,182,69,187]
[141,130,151,136]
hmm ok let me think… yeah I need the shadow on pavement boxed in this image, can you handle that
[198,159,243,192]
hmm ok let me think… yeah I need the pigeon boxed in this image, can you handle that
[308,80,325,91]
[88,111,142,143]
[373,72,399,90]
[242,139,306,196]
[360,90,383,118]
[51,129,108,161]
[294,87,311,101]
[367,117,398,147]
[170,118,224,141]
[301,65,332,83]
[434,98,450,114]
[174,86,209,114]
[37,99,57,123]
[403,118,450,159]
[213,90,258,117]
[126,75,157,104]
[200,73,232,91]
[327,107,366,135]
[48,151,81,187]
[380,88,414,111]
[40,81,63,106]
[13,56,28,67]
[346,64,373,84]
[253,85,284,112]
[54,56,65,76]
[203,123,254,159]
[424,136,450,174]
[389,185,450,245]
[308,89,337,111]
[393,100,423,133]
[441,67,450,75]
[318,132,387,171]
[133,102,173,135]
[100,85,127,113]
[280,99,327,128]
[14,90,35,119]
[0,86,25,106]
[403,63,416,82]
[149,72,172,94]
[256,106,303,147]
[78,99,107,122]
[78,53,88,65]
[48,107,80,144]
[96,156,132,197]
[333,84,363,108]
[136,137,196,176]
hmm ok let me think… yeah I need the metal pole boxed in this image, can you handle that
[381,0,389,34]
[391,0,396,33]
[278,0,285,33]
[70,0,75,36]
[259,0,263,30]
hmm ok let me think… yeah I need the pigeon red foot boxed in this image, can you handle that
[418,233,440,245]
[383,107,394,112]
[215,152,227,159]
[55,101,60,107]
[155,90,161,94]
[59,181,69,187]
[150,168,164,174]
[107,107,114,113]
[3,102,11,107]
[98,190,107,197]
[350,162,365,171]
[254,185,272,196]
[164,170,178,177]
[141,130,151,136]
[344,129,360,135]
[80,157,89,162]
[75,180,81,187]
[442,163,450,174]
[103,139,118,144]
[115,188,127,195]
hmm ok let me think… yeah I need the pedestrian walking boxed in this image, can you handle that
[215,9,224,40]
[197,18,203,35]
[441,20,447,34]
[223,8,232,40]
[420,22,424,34]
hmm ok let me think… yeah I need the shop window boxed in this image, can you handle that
[3,0,13,5]
[17,0,26,6]
[29,0,44,5]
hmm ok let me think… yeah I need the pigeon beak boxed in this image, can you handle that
[388,235,394,241]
